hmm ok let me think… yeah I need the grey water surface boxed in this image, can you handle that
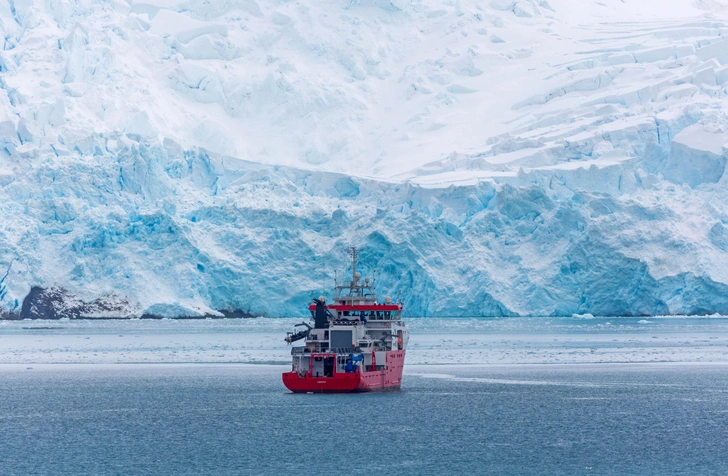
[1,363,726,475]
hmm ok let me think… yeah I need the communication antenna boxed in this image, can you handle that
[348,246,358,280]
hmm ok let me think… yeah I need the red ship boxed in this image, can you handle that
[282,247,409,393]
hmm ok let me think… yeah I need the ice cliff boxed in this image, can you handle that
[2,0,728,318]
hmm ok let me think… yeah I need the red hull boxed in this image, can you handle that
[283,351,406,393]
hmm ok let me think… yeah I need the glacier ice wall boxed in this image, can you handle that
[2,139,728,318]
[1,0,728,317]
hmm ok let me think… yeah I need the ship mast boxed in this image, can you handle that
[349,246,358,282]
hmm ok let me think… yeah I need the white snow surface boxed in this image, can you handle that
[3,1,728,317]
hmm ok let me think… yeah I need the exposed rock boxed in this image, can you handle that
[20,287,136,319]
[16,286,259,319]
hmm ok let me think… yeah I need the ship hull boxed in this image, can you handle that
[283,350,406,393]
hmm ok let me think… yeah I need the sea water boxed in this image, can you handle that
[1,318,728,475]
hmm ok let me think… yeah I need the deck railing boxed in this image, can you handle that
[291,346,362,355]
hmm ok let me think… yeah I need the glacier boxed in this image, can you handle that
[2,0,728,318]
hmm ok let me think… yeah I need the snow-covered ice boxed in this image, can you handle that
[2,1,728,317]
[2,317,728,366]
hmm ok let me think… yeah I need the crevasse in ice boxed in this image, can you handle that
[1,0,728,317]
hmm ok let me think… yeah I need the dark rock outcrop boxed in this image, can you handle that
[17,286,259,319]
[20,287,134,319]
[21,287,72,319]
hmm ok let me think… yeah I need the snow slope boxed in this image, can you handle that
[2,0,728,317]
